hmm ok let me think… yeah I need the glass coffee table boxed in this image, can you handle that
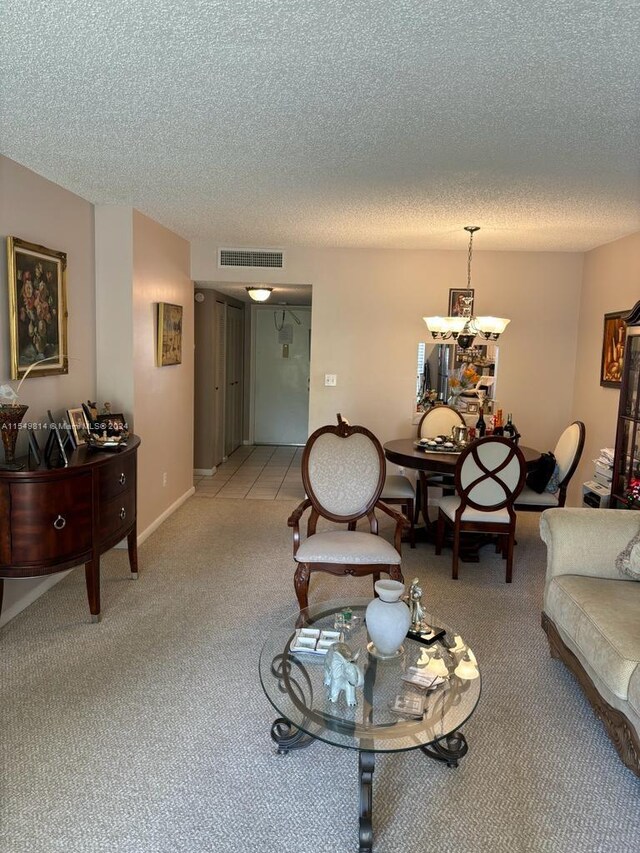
[259,599,481,852]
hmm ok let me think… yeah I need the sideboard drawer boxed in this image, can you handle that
[10,475,93,564]
[98,454,136,501]
[98,488,136,542]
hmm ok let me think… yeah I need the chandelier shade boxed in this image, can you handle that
[423,226,510,349]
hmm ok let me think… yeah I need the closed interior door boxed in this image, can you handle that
[253,306,311,445]
[214,300,226,464]
[224,304,244,456]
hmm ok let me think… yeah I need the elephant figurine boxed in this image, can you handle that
[323,642,364,706]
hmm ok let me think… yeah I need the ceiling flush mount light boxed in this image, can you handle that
[246,286,273,302]
[423,226,510,350]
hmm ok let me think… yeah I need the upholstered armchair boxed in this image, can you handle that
[288,418,407,614]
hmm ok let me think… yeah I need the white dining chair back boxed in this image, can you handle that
[418,405,465,439]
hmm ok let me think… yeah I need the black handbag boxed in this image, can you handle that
[526,451,557,493]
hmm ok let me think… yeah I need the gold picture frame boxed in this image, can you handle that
[600,310,627,388]
[6,236,68,379]
[67,407,90,446]
[157,302,183,366]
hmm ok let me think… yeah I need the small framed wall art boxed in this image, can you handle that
[600,310,627,388]
[448,288,474,318]
[6,236,68,379]
[157,302,183,366]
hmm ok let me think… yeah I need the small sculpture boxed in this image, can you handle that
[408,577,426,631]
[323,642,364,706]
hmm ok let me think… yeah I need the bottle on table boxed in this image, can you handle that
[475,406,486,438]
[504,413,520,444]
[493,409,504,437]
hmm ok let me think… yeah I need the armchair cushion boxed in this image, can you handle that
[295,530,402,565]
[545,575,640,700]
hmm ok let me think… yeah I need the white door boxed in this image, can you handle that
[253,306,311,445]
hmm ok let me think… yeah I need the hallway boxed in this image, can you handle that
[193,445,305,501]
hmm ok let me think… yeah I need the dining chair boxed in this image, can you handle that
[288,418,407,614]
[514,421,585,511]
[435,436,526,582]
[415,405,466,523]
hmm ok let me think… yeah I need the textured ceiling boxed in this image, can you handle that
[1,1,639,251]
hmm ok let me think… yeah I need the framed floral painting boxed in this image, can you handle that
[6,237,68,379]
[600,310,627,388]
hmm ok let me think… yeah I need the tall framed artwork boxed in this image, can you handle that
[157,302,183,366]
[600,310,627,388]
[6,237,68,379]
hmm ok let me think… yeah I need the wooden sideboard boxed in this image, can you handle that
[0,434,140,622]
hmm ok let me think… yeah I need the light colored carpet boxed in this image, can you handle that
[1,498,639,853]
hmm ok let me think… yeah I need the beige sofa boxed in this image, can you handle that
[540,507,640,776]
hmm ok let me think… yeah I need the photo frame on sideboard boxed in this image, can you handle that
[44,410,68,467]
[27,428,42,467]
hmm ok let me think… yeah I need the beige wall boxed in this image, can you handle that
[569,231,640,505]
[132,210,194,534]
[0,156,96,622]
[94,207,195,536]
[192,243,584,468]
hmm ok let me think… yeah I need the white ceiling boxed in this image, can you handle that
[1,1,639,252]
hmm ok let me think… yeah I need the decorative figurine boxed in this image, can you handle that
[323,642,364,706]
[408,577,426,631]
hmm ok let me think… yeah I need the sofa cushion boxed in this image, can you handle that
[628,666,640,719]
[615,528,640,580]
[545,575,640,700]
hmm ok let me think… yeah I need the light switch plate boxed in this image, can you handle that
[324,374,337,386]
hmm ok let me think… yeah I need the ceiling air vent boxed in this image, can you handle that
[218,248,284,269]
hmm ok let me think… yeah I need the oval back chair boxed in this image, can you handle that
[415,404,467,524]
[435,436,526,582]
[288,419,406,614]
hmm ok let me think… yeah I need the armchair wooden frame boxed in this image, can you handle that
[288,418,408,614]
[435,436,526,582]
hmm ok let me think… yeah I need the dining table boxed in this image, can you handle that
[383,439,542,556]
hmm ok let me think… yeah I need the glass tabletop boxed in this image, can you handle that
[259,598,481,753]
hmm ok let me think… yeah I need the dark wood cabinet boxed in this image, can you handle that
[611,303,640,508]
[0,435,140,621]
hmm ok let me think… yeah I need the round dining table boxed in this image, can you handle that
[383,439,541,474]
[383,439,542,555]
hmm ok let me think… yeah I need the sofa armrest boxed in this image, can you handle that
[539,507,640,582]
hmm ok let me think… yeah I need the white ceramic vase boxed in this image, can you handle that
[365,580,411,659]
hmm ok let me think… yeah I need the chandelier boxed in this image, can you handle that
[423,226,510,350]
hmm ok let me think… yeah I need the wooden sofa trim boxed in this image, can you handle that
[541,611,640,777]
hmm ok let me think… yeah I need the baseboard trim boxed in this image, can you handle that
[194,467,216,476]
[133,486,196,548]
[0,572,72,628]
[1,487,197,626]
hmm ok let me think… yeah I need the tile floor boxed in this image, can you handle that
[193,445,305,500]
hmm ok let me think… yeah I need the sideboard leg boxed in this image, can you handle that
[0,578,3,617]
[85,558,101,622]
[127,524,138,579]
